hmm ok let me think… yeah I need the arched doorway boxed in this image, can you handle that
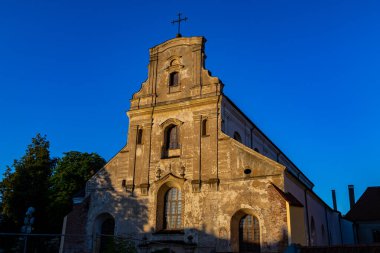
[101,216,115,235]
[239,215,260,253]
[231,209,261,253]
[94,213,115,253]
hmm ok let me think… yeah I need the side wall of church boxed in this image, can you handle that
[221,98,314,190]
[284,173,347,247]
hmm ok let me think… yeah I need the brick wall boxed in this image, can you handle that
[62,197,90,253]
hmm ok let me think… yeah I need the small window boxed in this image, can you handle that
[202,119,208,136]
[244,168,252,175]
[169,72,179,87]
[233,131,242,143]
[137,129,143,144]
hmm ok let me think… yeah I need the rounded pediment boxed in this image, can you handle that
[165,55,184,72]
[149,36,205,54]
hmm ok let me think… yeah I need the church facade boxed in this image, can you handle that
[62,36,353,253]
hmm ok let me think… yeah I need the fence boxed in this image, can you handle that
[0,233,138,253]
[0,233,63,253]
[298,245,380,253]
[5,233,380,253]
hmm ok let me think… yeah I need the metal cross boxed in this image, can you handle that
[171,13,188,37]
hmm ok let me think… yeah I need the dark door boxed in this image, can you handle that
[239,215,260,253]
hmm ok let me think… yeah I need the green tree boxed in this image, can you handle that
[49,151,105,232]
[0,133,55,232]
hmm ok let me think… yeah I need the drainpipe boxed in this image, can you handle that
[304,188,311,246]
[324,205,331,246]
[338,213,343,244]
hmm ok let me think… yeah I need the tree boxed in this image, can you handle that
[0,135,106,234]
[48,151,105,232]
[0,133,55,232]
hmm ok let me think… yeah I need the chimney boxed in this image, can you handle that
[332,189,337,211]
[348,185,355,209]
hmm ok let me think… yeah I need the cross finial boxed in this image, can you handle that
[171,13,188,38]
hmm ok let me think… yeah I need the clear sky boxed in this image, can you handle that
[0,0,379,214]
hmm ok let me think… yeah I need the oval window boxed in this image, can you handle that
[244,168,252,175]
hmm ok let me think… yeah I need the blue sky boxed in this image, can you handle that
[0,0,379,214]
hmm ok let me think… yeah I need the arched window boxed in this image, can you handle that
[169,72,179,87]
[234,131,242,143]
[137,128,143,144]
[164,188,182,230]
[165,125,179,149]
[202,119,208,136]
[239,215,260,252]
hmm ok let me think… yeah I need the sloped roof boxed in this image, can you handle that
[345,186,380,221]
[271,183,304,207]
[223,95,314,190]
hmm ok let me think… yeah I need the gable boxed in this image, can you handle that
[130,37,222,110]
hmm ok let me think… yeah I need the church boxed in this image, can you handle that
[62,35,354,253]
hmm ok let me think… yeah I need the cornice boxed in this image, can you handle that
[128,96,220,117]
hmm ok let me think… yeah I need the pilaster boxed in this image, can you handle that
[192,114,202,190]
[139,121,153,193]
[127,125,138,192]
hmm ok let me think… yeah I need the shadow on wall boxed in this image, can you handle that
[62,168,149,253]
[118,227,288,253]
[89,227,289,253]
[63,169,290,253]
